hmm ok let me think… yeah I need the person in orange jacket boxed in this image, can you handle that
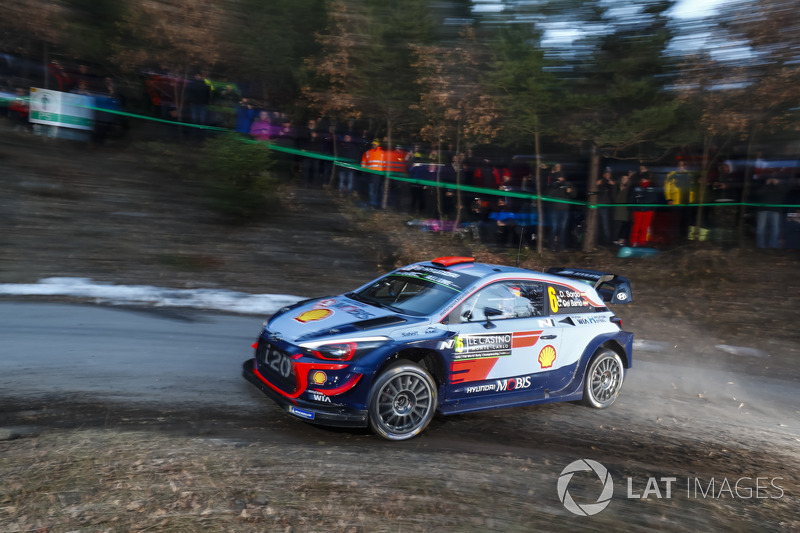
[362,139,385,207]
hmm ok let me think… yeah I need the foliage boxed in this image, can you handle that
[412,26,501,149]
[201,133,279,219]
[305,0,435,134]
[486,21,562,252]
[3,0,800,214]
[488,24,560,148]
[226,0,328,109]
[562,0,681,160]
[411,26,501,223]
[112,0,230,73]
[0,0,67,52]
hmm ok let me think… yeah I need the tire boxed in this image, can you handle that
[368,361,437,441]
[582,349,625,409]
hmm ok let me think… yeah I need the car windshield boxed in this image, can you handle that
[350,267,477,317]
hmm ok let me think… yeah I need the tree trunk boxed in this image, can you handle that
[42,41,48,89]
[738,127,758,244]
[452,129,464,236]
[535,131,544,255]
[328,123,338,190]
[694,134,711,241]
[436,133,443,220]
[381,118,392,210]
[582,144,600,252]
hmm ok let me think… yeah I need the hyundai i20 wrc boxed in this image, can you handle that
[243,257,634,440]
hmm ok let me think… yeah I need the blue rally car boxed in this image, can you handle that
[243,257,633,440]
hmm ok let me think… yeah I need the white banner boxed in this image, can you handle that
[28,87,94,131]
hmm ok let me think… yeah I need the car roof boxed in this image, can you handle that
[412,257,572,285]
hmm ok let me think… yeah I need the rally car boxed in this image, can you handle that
[243,257,633,440]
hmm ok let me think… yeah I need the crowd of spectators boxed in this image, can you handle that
[234,100,800,251]
[1,57,127,142]
[2,56,799,251]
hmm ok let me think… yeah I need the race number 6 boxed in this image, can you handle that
[548,286,559,313]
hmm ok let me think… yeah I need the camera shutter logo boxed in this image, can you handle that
[557,459,614,516]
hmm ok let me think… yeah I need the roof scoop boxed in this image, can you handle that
[431,256,475,267]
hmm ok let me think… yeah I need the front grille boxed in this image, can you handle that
[255,340,296,392]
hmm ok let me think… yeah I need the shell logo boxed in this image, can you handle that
[312,371,327,385]
[538,345,557,369]
[294,308,333,323]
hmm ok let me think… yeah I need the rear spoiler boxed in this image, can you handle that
[546,267,633,304]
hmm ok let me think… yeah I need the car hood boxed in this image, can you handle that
[266,295,414,344]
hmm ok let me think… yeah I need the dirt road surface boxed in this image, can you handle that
[1,126,798,531]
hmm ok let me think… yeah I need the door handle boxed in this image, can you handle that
[541,335,558,339]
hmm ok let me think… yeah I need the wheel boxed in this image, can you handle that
[368,361,437,441]
[582,349,624,409]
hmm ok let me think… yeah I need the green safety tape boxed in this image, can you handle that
[4,94,798,210]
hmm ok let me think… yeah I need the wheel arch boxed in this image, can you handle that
[599,339,629,368]
[374,347,447,390]
[579,331,633,371]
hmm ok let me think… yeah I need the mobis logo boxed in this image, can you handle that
[496,375,531,391]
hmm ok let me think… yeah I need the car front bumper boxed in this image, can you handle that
[242,358,368,428]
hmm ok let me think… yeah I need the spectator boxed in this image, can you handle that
[382,142,409,208]
[544,164,576,251]
[486,199,522,247]
[321,125,336,187]
[755,175,788,249]
[235,98,256,135]
[92,77,126,144]
[361,139,385,208]
[8,87,29,132]
[784,210,800,250]
[300,121,325,187]
[186,72,210,132]
[612,171,634,246]
[272,116,295,146]
[629,165,664,247]
[72,79,91,96]
[407,154,430,215]
[74,63,100,92]
[48,60,72,91]
[595,168,615,245]
[337,133,362,195]
[664,160,693,240]
[249,110,272,141]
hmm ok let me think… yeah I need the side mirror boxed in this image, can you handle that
[483,306,502,329]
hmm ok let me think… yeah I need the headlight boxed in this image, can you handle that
[300,336,390,361]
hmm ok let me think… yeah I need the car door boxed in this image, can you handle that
[544,280,618,369]
[443,279,564,399]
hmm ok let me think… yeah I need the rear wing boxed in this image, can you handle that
[546,267,633,305]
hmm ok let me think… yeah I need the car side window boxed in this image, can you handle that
[455,281,544,323]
